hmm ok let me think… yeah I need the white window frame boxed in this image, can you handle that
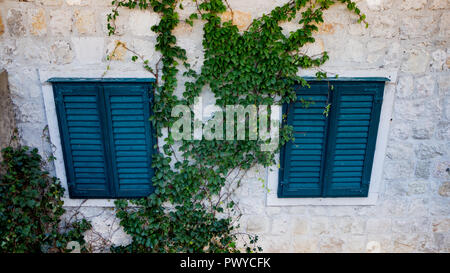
[265,69,397,206]
[40,68,159,207]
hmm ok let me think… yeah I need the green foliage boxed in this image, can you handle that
[0,146,92,253]
[107,0,366,253]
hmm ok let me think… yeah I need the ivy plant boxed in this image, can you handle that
[107,0,367,253]
[0,146,92,253]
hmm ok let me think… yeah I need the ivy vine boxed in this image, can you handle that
[0,146,92,253]
[106,0,367,253]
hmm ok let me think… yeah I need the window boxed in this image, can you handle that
[279,78,388,198]
[49,78,155,199]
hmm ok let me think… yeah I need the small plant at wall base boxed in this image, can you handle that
[0,146,92,253]
[107,0,367,253]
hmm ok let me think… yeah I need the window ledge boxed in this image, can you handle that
[62,198,117,207]
[266,190,379,206]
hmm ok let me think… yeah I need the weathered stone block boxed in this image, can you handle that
[414,75,435,98]
[342,235,366,252]
[384,160,415,180]
[392,219,412,233]
[348,23,366,36]
[346,39,365,62]
[400,15,436,39]
[389,122,410,140]
[288,206,307,215]
[106,40,128,61]
[367,235,393,252]
[49,10,73,36]
[319,237,344,253]
[415,143,444,160]
[350,218,366,234]
[7,9,27,36]
[271,215,293,235]
[0,12,5,36]
[415,161,431,179]
[301,39,324,56]
[438,182,450,197]
[37,0,63,6]
[437,74,450,96]
[370,15,398,38]
[0,70,17,162]
[66,0,90,5]
[50,40,73,64]
[439,12,450,37]
[293,218,308,235]
[309,217,329,235]
[16,38,50,64]
[396,76,413,98]
[429,0,449,9]
[412,121,434,139]
[445,97,450,120]
[366,218,392,234]
[293,236,319,253]
[220,10,252,31]
[367,40,386,53]
[246,215,269,233]
[366,0,386,11]
[101,9,129,36]
[71,37,104,64]
[29,8,47,36]
[384,41,401,67]
[386,142,414,160]
[432,218,450,233]
[332,216,353,234]
[74,9,96,34]
[394,98,439,121]
[434,161,450,179]
[366,240,382,253]
[407,180,428,195]
[431,49,448,72]
[392,233,421,252]
[399,0,427,10]
[258,235,291,253]
[401,49,430,74]
[317,23,335,34]
[129,11,159,36]
[436,121,450,140]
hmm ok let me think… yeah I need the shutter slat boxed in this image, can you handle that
[278,83,329,197]
[279,81,385,198]
[104,86,154,197]
[53,81,155,199]
[53,87,111,198]
[324,83,384,197]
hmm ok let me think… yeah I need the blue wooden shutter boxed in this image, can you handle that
[278,82,330,197]
[323,82,384,197]
[103,84,154,198]
[53,83,112,198]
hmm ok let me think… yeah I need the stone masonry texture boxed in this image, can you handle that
[0,0,449,252]
[0,69,17,162]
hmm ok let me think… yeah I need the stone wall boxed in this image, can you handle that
[0,69,17,161]
[0,0,448,252]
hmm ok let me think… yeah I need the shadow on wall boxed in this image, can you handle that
[0,69,18,162]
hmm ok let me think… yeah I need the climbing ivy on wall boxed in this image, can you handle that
[107,0,367,253]
[0,146,92,253]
